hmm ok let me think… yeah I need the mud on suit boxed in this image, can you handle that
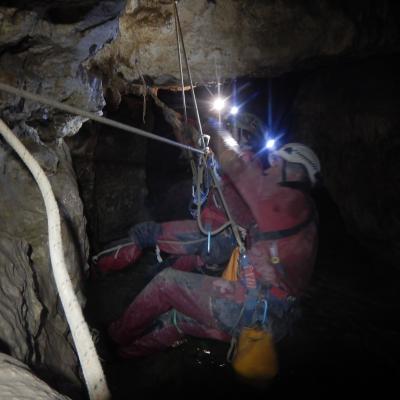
[102,152,318,357]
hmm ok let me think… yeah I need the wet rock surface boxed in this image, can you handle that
[0,0,125,396]
[0,138,88,396]
[0,353,71,400]
[0,236,44,362]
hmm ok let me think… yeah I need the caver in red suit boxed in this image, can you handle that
[95,135,320,357]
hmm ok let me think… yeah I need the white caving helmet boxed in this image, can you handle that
[270,143,321,186]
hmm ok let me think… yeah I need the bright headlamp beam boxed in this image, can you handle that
[266,139,276,149]
[230,106,239,115]
[212,97,226,111]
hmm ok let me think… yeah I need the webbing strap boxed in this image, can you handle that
[251,208,315,242]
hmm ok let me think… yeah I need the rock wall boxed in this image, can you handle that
[0,140,89,394]
[0,0,125,395]
[291,54,400,267]
[66,96,152,251]
[0,353,71,400]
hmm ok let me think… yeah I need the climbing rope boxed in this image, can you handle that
[174,4,187,124]
[173,3,198,182]
[0,82,204,156]
[0,118,110,400]
[173,1,206,150]
[172,1,246,253]
[195,152,246,253]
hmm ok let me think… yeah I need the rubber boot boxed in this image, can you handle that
[92,241,142,274]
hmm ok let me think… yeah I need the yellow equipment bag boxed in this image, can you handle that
[223,247,279,384]
[232,326,279,383]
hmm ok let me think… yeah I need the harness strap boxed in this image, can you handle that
[250,208,315,242]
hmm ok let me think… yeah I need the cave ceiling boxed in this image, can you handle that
[93,0,400,87]
[1,0,399,117]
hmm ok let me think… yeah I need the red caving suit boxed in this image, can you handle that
[107,147,318,357]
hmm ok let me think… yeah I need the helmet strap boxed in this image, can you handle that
[279,159,312,192]
[279,181,312,193]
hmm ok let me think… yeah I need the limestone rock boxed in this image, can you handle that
[291,55,400,267]
[0,139,87,394]
[0,0,125,395]
[0,1,125,139]
[0,236,43,363]
[0,353,71,400]
[91,0,400,86]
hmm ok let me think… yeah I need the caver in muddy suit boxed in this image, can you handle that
[93,132,320,357]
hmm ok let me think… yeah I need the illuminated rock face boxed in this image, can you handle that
[0,353,71,400]
[0,1,125,396]
[92,0,400,85]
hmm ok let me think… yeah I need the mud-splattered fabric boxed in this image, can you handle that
[108,268,245,348]
[106,144,318,356]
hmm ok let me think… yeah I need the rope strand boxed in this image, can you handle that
[0,82,204,155]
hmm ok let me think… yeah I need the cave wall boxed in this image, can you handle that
[66,96,153,252]
[0,0,125,395]
[291,54,400,267]
[0,353,71,399]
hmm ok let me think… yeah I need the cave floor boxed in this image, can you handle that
[84,241,400,399]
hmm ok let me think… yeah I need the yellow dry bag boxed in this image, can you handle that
[223,247,279,384]
[232,326,279,383]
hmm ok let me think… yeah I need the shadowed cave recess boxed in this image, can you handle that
[1,0,400,399]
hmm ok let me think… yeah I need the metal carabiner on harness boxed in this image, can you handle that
[260,299,269,325]
[189,148,215,218]
[189,184,209,217]
[189,157,209,217]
